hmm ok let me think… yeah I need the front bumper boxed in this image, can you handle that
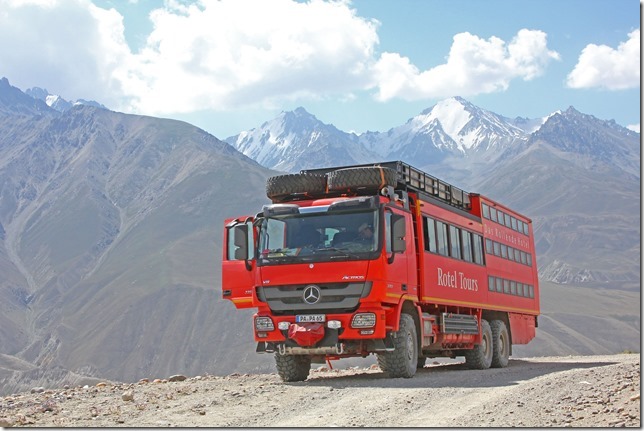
[253,309,390,355]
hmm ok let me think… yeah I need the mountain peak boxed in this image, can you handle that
[293,106,309,115]
[0,77,52,115]
[25,86,106,112]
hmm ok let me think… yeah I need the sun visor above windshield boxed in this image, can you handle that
[328,196,378,212]
[263,203,300,217]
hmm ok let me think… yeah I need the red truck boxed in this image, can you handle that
[222,161,539,381]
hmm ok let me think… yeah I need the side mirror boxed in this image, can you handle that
[232,224,249,260]
[391,214,406,253]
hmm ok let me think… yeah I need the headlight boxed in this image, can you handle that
[351,313,376,328]
[255,316,275,331]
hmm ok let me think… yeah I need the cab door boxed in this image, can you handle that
[222,217,256,309]
[384,208,418,299]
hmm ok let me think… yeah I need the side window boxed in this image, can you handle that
[485,238,493,253]
[473,235,484,265]
[488,276,495,291]
[497,211,504,226]
[493,242,500,256]
[461,230,473,262]
[449,225,461,259]
[482,203,490,219]
[323,228,339,248]
[504,213,511,227]
[489,207,498,223]
[436,221,449,256]
[424,217,437,253]
[495,278,503,292]
[523,223,530,235]
[503,279,510,294]
[511,217,518,231]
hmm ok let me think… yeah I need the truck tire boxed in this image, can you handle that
[464,319,493,370]
[327,167,397,192]
[376,353,389,373]
[490,319,510,368]
[274,354,311,382]
[376,313,418,378]
[266,173,326,202]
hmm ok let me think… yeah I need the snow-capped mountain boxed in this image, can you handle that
[25,87,106,112]
[366,97,533,160]
[226,107,379,172]
[227,97,549,174]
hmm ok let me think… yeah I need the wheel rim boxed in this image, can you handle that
[406,331,414,361]
[483,332,492,361]
[499,332,507,357]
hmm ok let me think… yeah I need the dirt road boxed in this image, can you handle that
[0,353,639,427]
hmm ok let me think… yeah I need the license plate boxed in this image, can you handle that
[296,314,326,323]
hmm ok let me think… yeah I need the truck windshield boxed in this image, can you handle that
[258,208,379,265]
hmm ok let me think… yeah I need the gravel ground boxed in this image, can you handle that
[0,353,639,427]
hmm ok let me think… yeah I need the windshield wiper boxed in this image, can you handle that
[315,246,362,259]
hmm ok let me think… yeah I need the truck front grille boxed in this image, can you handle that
[256,282,372,314]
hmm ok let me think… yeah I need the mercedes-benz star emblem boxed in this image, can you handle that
[303,285,321,305]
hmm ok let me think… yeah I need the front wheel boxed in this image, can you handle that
[377,313,418,378]
[275,354,311,382]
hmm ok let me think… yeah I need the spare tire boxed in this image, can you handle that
[266,173,326,201]
[327,166,397,192]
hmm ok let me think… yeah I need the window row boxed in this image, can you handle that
[488,275,535,299]
[485,238,533,267]
[423,216,485,265]
[482,203,529,236]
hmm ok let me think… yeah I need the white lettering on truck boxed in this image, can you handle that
[437,268,479,292]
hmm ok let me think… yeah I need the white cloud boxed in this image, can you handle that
[372,29,560,101]
[0,0,380,113]
[0,0,130,106]
[117,0,380,113]
[566,30,640,90]
[0,0,562,114]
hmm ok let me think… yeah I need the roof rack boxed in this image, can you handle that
[301,160,471,211]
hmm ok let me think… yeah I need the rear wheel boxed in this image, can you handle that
[275,354,311,382]
[464,319,493,370]
[376,313,418,378]
[490,320,510,368]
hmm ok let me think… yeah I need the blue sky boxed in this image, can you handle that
[0,0,639,138]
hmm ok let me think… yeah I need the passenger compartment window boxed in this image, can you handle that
[436,221,449,256]
[449,225,461,259]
